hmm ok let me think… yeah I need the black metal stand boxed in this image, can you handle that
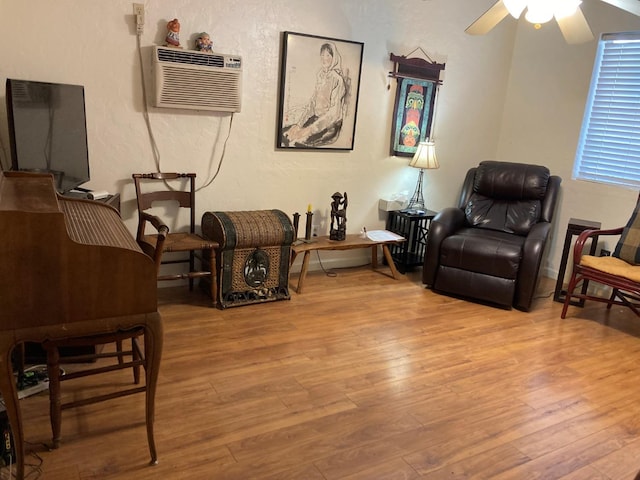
[554,218,601,306]
[406,169,426,211]
[386,209,437,273]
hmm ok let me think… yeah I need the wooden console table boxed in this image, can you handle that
[290,233,405,293]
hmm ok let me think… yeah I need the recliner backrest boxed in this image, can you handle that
[462,161,551,236]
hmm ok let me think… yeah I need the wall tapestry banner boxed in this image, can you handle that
[390,78,436,157]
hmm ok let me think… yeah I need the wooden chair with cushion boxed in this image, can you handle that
[561,195,640,318]
[132,172,219,305]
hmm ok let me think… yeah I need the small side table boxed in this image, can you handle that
[386,209,437,273]
[553,217,601,306]
[101,193,121,212]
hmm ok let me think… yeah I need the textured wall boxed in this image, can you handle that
[497,1,640,277]
[0,0,516,272]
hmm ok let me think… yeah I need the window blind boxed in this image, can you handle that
[574,32,640,188]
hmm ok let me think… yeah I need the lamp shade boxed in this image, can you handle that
[409,140,439,170]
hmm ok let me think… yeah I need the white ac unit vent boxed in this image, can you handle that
[152,46,242,113]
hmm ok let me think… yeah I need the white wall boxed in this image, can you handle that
[9,1,636,281]
[0,0,516,272]
[498,0,640,278]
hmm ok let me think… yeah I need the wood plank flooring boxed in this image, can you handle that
[8,266,640,479]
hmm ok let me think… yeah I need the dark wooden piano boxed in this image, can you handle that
[0,170,162,479]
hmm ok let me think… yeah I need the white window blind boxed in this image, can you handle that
[574,32,640,188]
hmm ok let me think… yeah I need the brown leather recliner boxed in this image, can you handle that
[422,161,561,311]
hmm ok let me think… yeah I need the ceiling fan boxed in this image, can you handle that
[466,0,640,44]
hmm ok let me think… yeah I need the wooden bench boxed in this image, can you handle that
[290,232,405,293]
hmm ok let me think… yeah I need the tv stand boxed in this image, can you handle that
[62,191,120,212]
[101,193,120,211]
[64,189,90,199]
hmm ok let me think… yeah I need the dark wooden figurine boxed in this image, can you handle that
[330,191,348,241]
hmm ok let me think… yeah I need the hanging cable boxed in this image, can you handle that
[136,33,162,171]
[198,113,233,191]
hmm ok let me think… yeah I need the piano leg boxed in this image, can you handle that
[0,341,25,480]
[145,313,163,465]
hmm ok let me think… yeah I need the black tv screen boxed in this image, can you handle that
[6,79,90,193]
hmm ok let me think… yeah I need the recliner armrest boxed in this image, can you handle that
[422,207,466,286]
[515,221,551,311]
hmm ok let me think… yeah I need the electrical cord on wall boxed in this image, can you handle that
[135,31,231,191]
[199,113,233,192]
[534,289,556,300]
[136,33,162,172]
[315,250,338,277]
[313,250,374,278]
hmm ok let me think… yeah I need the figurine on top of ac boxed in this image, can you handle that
[195,32,213,53]
[165,18,181,48]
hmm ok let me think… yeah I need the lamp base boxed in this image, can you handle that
[406,169,426,212]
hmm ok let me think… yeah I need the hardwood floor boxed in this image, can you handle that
[10,266,640,479]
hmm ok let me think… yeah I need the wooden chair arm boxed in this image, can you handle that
[137,213,169,272]
[137,212,168,238]
[144,213,170,237]
[573,226,625,265]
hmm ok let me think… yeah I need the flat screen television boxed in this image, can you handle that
[6,79,90,194]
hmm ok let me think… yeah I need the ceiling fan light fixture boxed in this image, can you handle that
[465,0,627,44]
[524,0,555,24]
[503,0,527,18]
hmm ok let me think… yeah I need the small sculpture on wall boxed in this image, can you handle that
[195,32,213,53]
[330,192,348,241]
[165,18,181,48]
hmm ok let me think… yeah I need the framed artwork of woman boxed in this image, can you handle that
[277,32,364,151]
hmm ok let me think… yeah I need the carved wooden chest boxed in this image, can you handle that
[202,210,294,308]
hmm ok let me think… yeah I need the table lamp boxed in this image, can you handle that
[405,139,439,212]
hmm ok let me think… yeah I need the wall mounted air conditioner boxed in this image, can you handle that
[152,46,242,112]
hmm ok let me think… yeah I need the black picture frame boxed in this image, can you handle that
[276,31,364,151]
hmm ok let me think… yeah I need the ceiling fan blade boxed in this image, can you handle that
[556,7,595,44]
[600,0,640,17]
[465,1,510,35]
